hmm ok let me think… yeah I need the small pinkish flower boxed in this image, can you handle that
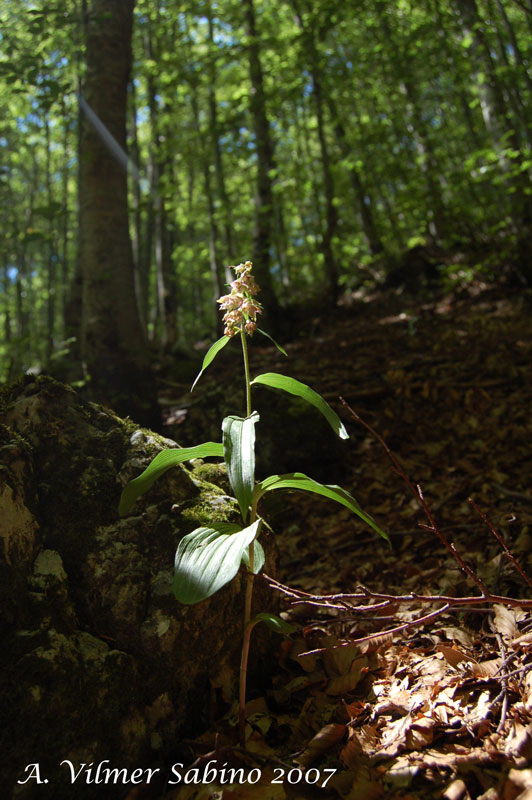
[217,293,241,311]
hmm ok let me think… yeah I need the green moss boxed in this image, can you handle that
[191,461,230,491]
[181,482,238,527]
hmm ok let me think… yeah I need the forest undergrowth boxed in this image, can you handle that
[144,281,532,800]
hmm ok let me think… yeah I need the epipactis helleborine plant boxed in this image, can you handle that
[119,260,388,746]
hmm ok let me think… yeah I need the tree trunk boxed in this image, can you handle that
[458,0,532,236]
[292,0,341,300]
[44,115,58,366]
[376,0,448,242]
[206,4,235,285]
[190,79,224,329]
[242,0,280,321]
[327,95,384,256]
[128,78,149,336]
[79,0,159,425]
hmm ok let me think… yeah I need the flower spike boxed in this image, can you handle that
[217,261,262,337]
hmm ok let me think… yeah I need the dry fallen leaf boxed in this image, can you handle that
[438,645,478,670]
[326,657,370,695]
[493,604,519,642]
[470,658,502,678]
[503,768,532,800]
[294,723,348,767]
[441,778,469,800]
[404,716,436,750]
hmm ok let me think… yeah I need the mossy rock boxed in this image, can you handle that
[0,376,278,799]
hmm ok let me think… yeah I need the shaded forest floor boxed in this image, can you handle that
[150,282,532,800]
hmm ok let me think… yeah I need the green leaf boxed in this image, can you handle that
[255,473,389,542]
[249,612,297,634]
[241,539,265,574]
[250,373,348,439]
[222,412,259,519]
[256,328,288,357]
[173,519,262,604]
[119,442,224,515]
[191,335,231,391]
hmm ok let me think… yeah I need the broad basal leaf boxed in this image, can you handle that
[255,472,389,542]
[222,412,259,519]
[173,519,262,604]
[250,373,348,439]
[191,335,231,391]
[119,442,224,515]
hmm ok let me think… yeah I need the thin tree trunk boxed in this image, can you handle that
[191,81,224,318]
[495,0,532,98]
[242,0,279,320]
[44,115,59,365]
[376,0,447,242]
[487,0,531,145]
[144,17,178,350]
[128,78,149,335]
[2,261,12,349]
[59,102,71,343]
[63,6,85,361]
[459,0,532,228]
[291,0,340,300]
[206,4,234,282]
[327,94,384,256]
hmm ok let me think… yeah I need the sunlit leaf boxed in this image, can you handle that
[250,372,348,439]
[119,442,224,515]
[222,412,259,519]
[241,539,265,574]
[255,472,389,541]
[191,335,231,391]
[173,518,262,604]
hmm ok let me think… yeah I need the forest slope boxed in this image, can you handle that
[155,282,532,800]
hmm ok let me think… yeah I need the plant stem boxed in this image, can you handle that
[240,327,252,418]
[239,516,255,747]
[239,326,255,747]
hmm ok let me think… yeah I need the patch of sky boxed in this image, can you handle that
[135,105,150,125]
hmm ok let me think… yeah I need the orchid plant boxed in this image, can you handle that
[119,260,388,746]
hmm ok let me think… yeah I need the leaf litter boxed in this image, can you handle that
[146,284,532,800]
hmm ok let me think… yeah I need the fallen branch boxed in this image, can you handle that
[264,575,532,613]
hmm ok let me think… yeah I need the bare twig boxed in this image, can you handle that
[469,497,532,591]
[264,575,532,611]
[299,604,452,654]
[493,630,510,733]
